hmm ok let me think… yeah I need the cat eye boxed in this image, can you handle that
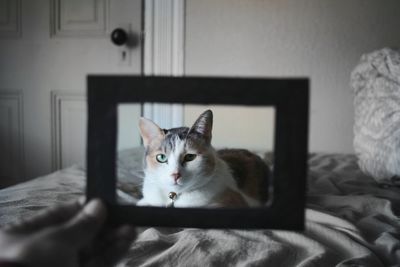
[183,153,197,162]
[156,154,168,163]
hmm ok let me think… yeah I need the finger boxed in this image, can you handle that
[58,199,107,247]
[3,200,82,233]
[78,196,86,205]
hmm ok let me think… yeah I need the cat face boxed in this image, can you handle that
[139,110,216,193]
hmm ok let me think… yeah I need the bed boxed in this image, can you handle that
[2,48,400,266]
[0,148,399,266]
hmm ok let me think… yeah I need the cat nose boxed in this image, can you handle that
[171,172,181,182]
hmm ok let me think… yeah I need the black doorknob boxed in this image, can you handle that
[111,28,128,46]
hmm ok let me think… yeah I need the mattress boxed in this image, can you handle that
[0,149,399,266]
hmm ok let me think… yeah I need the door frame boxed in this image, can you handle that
[142,0,185,128]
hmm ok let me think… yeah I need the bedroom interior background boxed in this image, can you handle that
[1,0,400,188]
[1,1,400,265]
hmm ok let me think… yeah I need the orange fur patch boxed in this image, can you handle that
[218,149,270,203]
[212,188,248,207]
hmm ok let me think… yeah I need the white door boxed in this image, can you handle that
[0,0,142,187]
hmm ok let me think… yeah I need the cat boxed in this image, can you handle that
[136,110,270,208]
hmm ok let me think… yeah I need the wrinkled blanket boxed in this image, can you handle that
[0,153,399,266]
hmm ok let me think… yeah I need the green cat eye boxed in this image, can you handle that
[156,154,168,163]
[184,154,197,162]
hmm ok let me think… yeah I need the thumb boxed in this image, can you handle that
[58,199,107,247]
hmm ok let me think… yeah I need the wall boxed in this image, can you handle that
[184,105,275,151]
[184,0,400,153]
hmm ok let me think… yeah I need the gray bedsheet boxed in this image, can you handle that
[0,152,399,266]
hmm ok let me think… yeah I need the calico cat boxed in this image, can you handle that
[137,110,270,208]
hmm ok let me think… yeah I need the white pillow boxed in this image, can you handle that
[351,48,400,184]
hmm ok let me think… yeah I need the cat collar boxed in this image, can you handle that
[167,191,178,207]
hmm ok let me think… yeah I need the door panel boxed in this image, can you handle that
[0,92,23,187]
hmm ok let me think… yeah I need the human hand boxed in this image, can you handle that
[0,199,136,267]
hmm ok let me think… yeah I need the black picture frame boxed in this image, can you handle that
[87,75,309,230]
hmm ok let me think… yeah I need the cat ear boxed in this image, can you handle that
[189,110,213,144]
[139,117,164,147]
